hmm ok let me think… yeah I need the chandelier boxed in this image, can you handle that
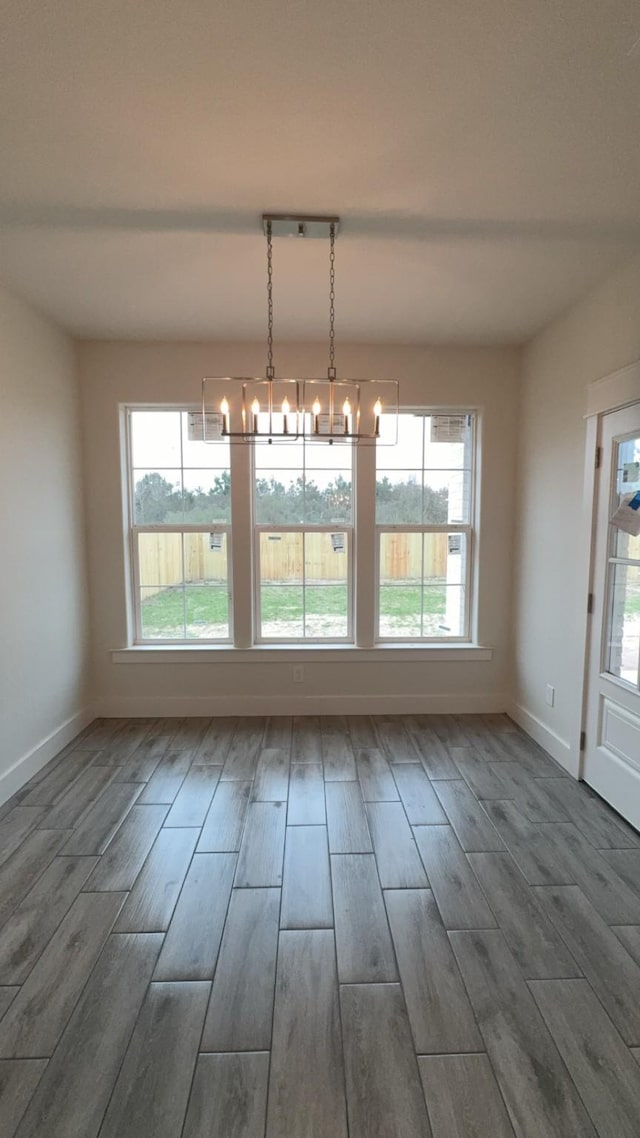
[202,214,398,443]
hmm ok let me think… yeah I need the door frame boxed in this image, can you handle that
[577,359,640,779]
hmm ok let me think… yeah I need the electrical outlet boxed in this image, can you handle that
[293,665,304,683]
[545,684,555,707]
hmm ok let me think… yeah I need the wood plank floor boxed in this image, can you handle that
[0,714,639,1137]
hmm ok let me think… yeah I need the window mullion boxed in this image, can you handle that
[302,530,307,639]
[181,534,187,639]
[229,443,254,648]
[354,441,376,648]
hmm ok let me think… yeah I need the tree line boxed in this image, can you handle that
[134,471,448,525]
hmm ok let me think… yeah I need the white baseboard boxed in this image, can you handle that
[97,691,510,718]
[0,707,97,808]
[508,701,578,777]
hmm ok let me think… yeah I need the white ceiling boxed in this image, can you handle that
[1,0,640,343]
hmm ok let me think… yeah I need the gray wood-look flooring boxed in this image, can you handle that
[0,713,638,1137]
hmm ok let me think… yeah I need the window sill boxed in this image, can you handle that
[111,644,493,664]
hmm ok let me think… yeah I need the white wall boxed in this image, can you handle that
[0,285,92,803]
[513,252,640,773]
[78,340,520,717]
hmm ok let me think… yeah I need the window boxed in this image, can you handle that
[254,436,353,641]
[129,411,232,642]
[376,413,474,640]
[125,407,476,646]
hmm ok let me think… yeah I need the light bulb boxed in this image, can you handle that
[220,396,229,415]
[312,398,321,416]
[373,399,382,417]
[251,398,260,415]
[282,396,290,414]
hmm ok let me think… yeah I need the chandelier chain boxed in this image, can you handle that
[328,222,336,376]
[266,220,274,377]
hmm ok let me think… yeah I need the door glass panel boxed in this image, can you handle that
[607,432,640,685]
[613,433,640,559]
[606,562,640,686]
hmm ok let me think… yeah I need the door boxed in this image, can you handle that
[584,402,640,829]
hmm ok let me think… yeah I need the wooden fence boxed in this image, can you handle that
[138,530,448,595]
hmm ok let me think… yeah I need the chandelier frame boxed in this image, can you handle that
[202,214,399,445]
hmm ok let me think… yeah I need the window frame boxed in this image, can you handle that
[374,410,477,644]
[251,430,355,645]
[126,407,233,646]
[124,403,480,649]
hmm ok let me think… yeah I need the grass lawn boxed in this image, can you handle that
[262,585,351,619]
[141,578,639,639]
[140,581,448,637]
[379,585,445,618]
[141,585,228,637]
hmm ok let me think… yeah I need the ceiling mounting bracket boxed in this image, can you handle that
[262,213,341,239]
